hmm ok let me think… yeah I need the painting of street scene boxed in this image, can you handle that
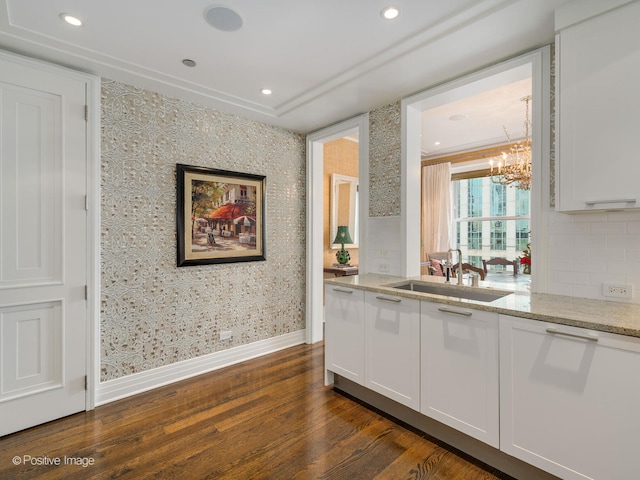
[177,164,265,266]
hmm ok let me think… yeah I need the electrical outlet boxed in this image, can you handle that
[378,263,389,273]
[379,249,388,257]
[603,284,632,299]
[220,330,233,340]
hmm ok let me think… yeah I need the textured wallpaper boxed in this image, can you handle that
[368,101,402,217]
[100,79,306,381]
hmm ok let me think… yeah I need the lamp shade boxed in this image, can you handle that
[333,225,353,245]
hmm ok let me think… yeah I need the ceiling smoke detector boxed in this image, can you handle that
[205,6,244,32]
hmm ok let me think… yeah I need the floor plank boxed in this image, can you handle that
[0,342,514,479]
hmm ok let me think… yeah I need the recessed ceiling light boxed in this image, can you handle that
[205,6,244,32]
[449,114,468,122]
[381,6,400,20]
[60,13,83,27]
[260,88,272,96]
[182,59,197,68]
[434,141,441,146]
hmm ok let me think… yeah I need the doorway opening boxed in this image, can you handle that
[306,114,369,344]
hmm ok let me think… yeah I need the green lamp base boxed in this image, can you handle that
[336,248,351,265]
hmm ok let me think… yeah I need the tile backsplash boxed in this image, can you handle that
[547,210,640,302]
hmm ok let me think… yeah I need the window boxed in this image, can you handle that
[453,175,530,264]
[468,221,482,250]
[468,255,483,268]
[516,187,529,216]
[467,178,483,217]
[490,183,506,217]
[516,219,530,252]
[490,220,506,250]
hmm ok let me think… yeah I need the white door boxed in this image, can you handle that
[0,52,88,436]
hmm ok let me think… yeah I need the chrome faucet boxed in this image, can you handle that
[448,248,464,285]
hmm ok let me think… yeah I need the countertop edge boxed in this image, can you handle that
[325,274,640,339]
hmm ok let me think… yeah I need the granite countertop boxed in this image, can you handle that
[325,273,640,338]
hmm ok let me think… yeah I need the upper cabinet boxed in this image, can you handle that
[556,1,640,212]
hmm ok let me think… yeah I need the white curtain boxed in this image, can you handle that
[421,162,452,270]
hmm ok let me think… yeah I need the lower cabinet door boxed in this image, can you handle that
[364,292,420,410]
[500,315,640,480]
[420,302,499,447]
[325,285,365,384]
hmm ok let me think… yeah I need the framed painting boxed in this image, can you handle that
[176,164,266,266]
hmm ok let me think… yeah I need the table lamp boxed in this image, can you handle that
[333,225,353,265]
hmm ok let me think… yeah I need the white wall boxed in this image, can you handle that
[366,216,403,277]
[545,210,640,302]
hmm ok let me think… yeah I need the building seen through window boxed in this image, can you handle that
[453,176,530,270]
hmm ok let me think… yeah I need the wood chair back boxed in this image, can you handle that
[482,257,519,275]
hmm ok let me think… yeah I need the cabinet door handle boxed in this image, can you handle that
[437,307,472,317]
[584,198,636,206]
[546,326,599,342]
[376,295,402,303]
[332,288,353,294]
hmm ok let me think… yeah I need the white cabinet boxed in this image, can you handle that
[500,314,640,480]
[556,1,640,211]
[364,292,420,410]
[324,285,365,385]
[420,302,500,447]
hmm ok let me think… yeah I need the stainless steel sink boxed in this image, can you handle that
[388,281,511,303]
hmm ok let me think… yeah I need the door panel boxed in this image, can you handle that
[1,86,62,286]
[0,53,88,437]
[1,302,62,401]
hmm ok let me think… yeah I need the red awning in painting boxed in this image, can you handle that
[207,203,247,220]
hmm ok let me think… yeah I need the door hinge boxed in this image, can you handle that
[85,195,89,211]
[84,375,88,390]
[84,104,88,121]
[85,285,88,300]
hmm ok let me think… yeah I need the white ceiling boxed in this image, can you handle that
[421,65,532,158]
[0,0,568,137]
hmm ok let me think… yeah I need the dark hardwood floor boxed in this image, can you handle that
[0,342,514,479]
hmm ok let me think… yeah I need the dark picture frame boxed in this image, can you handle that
[177,164,266,266]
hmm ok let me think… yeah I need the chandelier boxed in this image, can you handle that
[490,95,532,190]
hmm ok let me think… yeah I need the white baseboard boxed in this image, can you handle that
[95,330,306,406]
